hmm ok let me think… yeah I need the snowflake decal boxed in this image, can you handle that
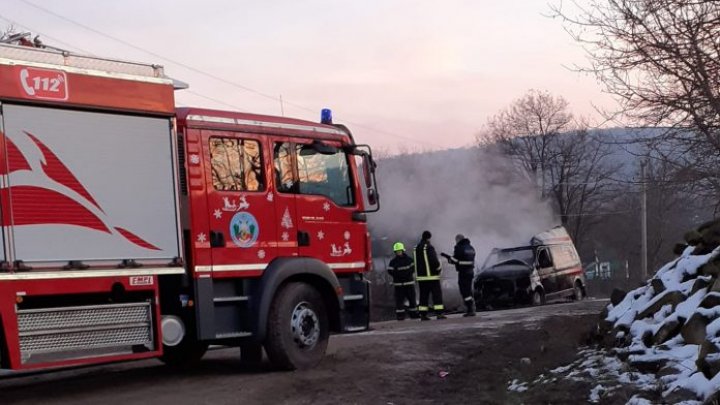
[258,249,266,259]
[317,231,325,240]
[197,232,207,243]
[189,154,200,165]
[323,202,331,212]
[267,192,274,202]
[344,231,351,241]
[281,231,290,242]
[213,209,222,219]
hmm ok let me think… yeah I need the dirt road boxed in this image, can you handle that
[0,299,607,405]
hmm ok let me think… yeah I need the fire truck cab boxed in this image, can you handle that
[169,108,377,369]
[0,41,377,372]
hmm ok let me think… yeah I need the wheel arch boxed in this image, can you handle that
[573,276,587,296]
[251,257,343,342]
[531,284,546,306]
[532,282,545,295]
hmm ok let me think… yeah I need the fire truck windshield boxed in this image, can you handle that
[296,146,354,206]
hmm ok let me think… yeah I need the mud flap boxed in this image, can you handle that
[340,276,370,332]
[194,277,215,341]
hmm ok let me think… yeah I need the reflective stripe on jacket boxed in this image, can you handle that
[388,253,415,284]
[414,240,442,281]
[450,238,475,274]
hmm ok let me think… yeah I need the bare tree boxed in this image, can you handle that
[551,0,720,198]
[481,90,572,194]
[480,90,620,249]
[0,25,16,41]
[643,159,690,269]
[548,129,621,248]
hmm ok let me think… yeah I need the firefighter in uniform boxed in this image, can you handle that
[414,230,446,320]
[442,234,477,317]
[387,242,419,320]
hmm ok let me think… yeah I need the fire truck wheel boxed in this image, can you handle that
[264,282,329,370]
[160,337,208,368]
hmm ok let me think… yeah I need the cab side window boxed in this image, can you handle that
[537,248,553,268]
[295,145,354,206]
[209,137,265,192]
[274,142,295,193]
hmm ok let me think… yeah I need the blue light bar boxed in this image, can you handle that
[321,108,333,124]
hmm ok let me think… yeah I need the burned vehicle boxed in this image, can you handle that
[473,227,585,308]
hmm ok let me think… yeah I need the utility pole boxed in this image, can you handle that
[640,160,648,280]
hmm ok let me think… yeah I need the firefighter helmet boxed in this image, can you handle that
[393,242,405,252]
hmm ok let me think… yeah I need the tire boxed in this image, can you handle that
[160,337,208,368]
[264,282,329,370]
[532,289,545,306]
[573,282,585,301]
[240,343,264,368]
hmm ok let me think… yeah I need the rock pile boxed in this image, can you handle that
[598,220,720,400]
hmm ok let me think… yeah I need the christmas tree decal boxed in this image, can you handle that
[281,207,293,229]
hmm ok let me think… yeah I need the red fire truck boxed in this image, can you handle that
[0,41,378,371]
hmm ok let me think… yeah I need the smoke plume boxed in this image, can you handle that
[369,146,557,264]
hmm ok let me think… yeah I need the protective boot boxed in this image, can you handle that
[436,313,447,320]
[463,300,476,317]
[419,312,431,321]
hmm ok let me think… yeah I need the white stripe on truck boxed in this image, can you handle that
[0,267,185,280]
[193,261,366,273]
[186,114,345,136]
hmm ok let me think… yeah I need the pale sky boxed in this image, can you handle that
[2,0,614,152]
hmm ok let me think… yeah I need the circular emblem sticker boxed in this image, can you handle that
[229,212,259,248]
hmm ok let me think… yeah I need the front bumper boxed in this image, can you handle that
[474,276,531,306]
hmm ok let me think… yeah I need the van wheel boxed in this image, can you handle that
[532,289,545,306]
[573,282,585,301]
[264,282,329,370]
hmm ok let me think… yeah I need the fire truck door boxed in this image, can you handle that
[272,141,299,258]
[202,132,276,273]
[292,142,365,271]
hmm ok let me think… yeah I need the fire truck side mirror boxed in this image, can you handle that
[351,144,379,213]
[362,155,373,188]
[368,188,378,205]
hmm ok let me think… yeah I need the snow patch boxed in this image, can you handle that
[589,384,605,403]
[598,245,720,401]
[625,395,653,405]
[507,379,528,392]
